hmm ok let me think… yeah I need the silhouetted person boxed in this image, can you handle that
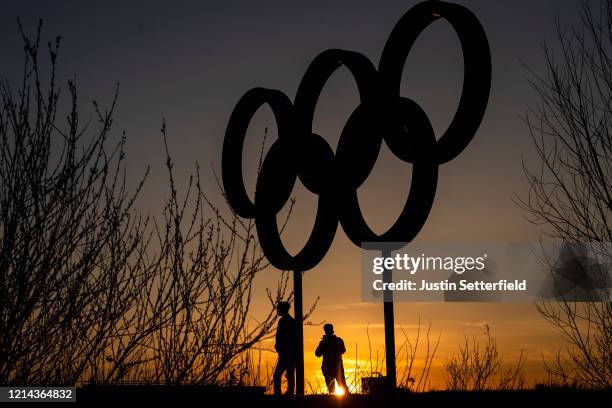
[273,301,297,396]
[315,323,348,394]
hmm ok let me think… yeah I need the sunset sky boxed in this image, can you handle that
[0,0,589,390]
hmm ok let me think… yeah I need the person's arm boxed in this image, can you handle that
[276,318,287,352]
[338,338,346,354]
[315,339,324,357]
[275,321,281,352]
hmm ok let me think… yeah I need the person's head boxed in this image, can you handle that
[277,301,290,316]
[323,323,334,335]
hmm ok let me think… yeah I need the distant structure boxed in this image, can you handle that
[222,0,491,394]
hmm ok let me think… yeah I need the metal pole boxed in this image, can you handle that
[383,249,396,389]
[293,269,305,396]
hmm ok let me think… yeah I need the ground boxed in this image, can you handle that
[39,385,612,407]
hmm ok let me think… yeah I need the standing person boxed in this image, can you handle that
[273,301,297,396]
[315,323,348,394]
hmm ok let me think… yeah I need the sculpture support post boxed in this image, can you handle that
[222,0,491,396]
[293,269,305,396]
[383,249,396,389]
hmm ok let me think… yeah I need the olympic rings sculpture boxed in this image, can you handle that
[222,0,491,271]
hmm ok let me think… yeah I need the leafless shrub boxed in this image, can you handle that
[445,326,526,391]
[537,301,612,388]
[338,319,439,394]
[517,0,612,389]
[396,318,440,392]
[0,21,152,385]
[0,22,293,387]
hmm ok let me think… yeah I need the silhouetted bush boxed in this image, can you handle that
[518,0,612,389]
[0,22,289,386]
[445,326,526,391]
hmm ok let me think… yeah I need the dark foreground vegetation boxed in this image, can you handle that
[50,386,612,407]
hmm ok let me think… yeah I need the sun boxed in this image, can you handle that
[334,385,345,397]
